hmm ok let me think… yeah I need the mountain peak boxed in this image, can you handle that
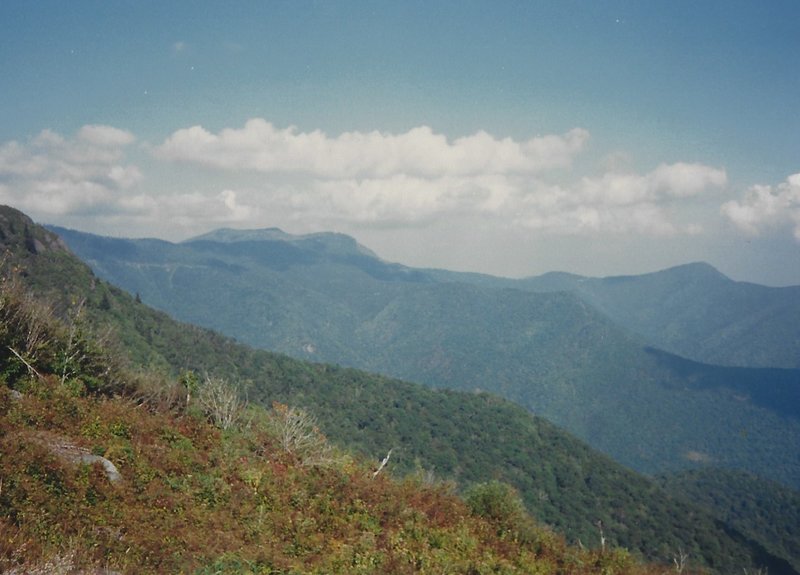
[184,227,293,243]
[184,227,379,258]
[663,261,727,277]
[648,261,731,285]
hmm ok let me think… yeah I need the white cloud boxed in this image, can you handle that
[218,189,254,221]
[0,125,140,217]
[288,176,466,226]
[510,163,727,235]
[514,198,680,235]
[78,125,136,147]
[580,163,727,207]
[150,119,728,235]
[649,162,728,198]
[155,118,589,178]
[102,190,258,237]
[0,120,730,241]
[722,173,800,239]
[223,163,725,236]
[108,165,144,188]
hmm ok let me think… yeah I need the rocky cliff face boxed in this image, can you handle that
[0,205,70,255]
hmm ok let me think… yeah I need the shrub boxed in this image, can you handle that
[197,375,247,430]
[270,402,338,467]
[464,480,540,544]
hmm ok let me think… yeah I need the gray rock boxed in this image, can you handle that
[77,454,122,483]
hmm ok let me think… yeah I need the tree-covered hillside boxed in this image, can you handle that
[50,225,800,488]
[659,468,800,574]
[514,262,800,369]
[2,264,663,574]
[5,205,798,572]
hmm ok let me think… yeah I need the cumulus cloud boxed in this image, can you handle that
[649,162,728,197]
[510,163,727,235]
[78,125,136,147]
[580,163,727,206]
[155,118,589,178]
[0,125,140,217]
[218,189,254,221]
[0,119,730,240]
[722,173,800,239]
[283,176,474,226]
[149,119,729,235]
[234,163,725,235]
[115,190,258,232]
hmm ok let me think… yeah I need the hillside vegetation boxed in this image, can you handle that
[3,206,797,573]
[659,469,800,573]
[50,225,800,487]
[1,272,653,574]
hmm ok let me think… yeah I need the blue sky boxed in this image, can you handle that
[1,1,799,284]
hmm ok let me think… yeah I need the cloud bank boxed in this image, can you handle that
[155,118,590,178]
[0,119,743,241]
[149,119,729,235]
[512,163,727,235]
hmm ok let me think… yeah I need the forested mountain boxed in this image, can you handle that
[4,205,798,572]
[0,225,665,574]
[426,262,800,370]
[512,263,800,369]
[50,225,800,489]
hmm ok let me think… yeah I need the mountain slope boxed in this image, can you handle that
[3,206,795,571]
[3,279,655,575]
[50,225,800,488]
[514,262,800,369]
[659,469,800,573]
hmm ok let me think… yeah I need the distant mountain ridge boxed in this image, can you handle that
[60,224,800,371]
[428,260,800,369]
[49,223,800,490]
[167,227,800,371]
[516,262,800,369]
[188,227,383,258]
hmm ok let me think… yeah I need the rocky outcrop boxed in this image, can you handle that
[27,430,123,483]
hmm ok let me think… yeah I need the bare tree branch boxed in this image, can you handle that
[373,448,393,478]
[7,346,43,380]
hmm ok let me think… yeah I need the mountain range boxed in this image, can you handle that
[0,206,793,571]
[506,263,800,369]
[3,210,664,573]
[50,225,800,489]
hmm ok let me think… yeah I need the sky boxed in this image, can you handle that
[1,1,799,285]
